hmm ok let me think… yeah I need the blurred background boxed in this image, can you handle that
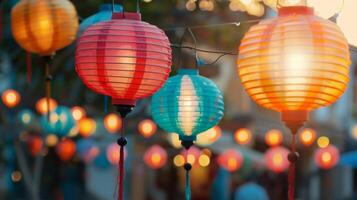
[1,0,357,199]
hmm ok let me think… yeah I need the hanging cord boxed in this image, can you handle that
[43,56,53,122]
[136,0,140,13]
[181,140,194,200]
[177,28,200,69]
[26,52,32,83]
[287,130,299,200]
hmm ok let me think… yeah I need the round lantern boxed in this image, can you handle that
[79,4,122,35]
[76,139,100,163]
[264,146,290,173]
[78,118,96,138]
[71,106,86,121]
[104,113,122,134]
[36,97,57,115]
[217,149,244,172]
[265,129,283,147]
[18,109,35,126]
[27,135,43,156]
[151,69,224,143]
[106,143,127,165]
[56,139,76,161]
[76,12,172,107]
[11,0,79,55]
[40,106,76,137]
[138,119,157,138]
[314,145,340,169]
[234,128,252,145]
[143,145,167,169]
[196,126,222,146]
[2,89,20,108]
[299,128,317,146]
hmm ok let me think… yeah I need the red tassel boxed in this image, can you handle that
[118,145,124,200]
[26,52,32,83]
[288,134,297,200]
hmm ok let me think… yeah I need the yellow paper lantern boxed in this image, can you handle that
[1,89,21,108]
[11,0,78,55]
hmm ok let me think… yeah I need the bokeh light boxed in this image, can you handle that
[299,128,317,146]
[173,154,185,167]
[196,126,222,146]
[265,129,283,147]
[71,106,86,121]
[217,149,243,172]
[198,154,210,167]
[138,119,157,138]
[56,139,76,161]
[36,98,57,115]
[234,128,252,145]
[104,113,121,134]
[264,146,289,173]
[78,118,96,138]
[45,134,58,147]
[106,143,127,165]
[317,136,330,149]
[314,145,340,169]
[2,89,21,108]
[11,171,22,182]
[144,145,167,169]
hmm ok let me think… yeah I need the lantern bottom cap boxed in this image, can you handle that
[281,110,309,133]
[112,98,136,106]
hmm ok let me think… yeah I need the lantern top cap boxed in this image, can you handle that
[112,12,141,20]
[278,6,314,16]
[99,4,123,12]
[178,69,199,75]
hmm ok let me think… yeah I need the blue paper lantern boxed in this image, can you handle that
[40,106,75,137]
[76,138,99,163]
[151,69,224,141]
[78,4,123,35]
[18,109,35,126]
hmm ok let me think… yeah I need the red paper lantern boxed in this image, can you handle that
[56,139,76,161]
[314,145,340,170]
[217,149,243,172]
[75,12,172,106]
[27,135,43,156]
[264,146,289,173]
[144,145,167,169]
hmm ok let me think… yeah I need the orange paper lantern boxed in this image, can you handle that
[234,128,252,145]
[11,0,79,55]
[144,145,167,169]
[1,89,21,108]
[299,128,316,146]
[314,145,340,169]
[217,149,244,172]
[265,129,283,147]
[103,113,122,134]
[56,139,76,161]
[264,146,290,173]
[36,97,57,115]
[78,118,96,138]
[138,119,157,138]
[71,106,86,121]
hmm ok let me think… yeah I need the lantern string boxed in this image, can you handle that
[288,133,297,200]
[44,56,53,122]
[26,52,32,84]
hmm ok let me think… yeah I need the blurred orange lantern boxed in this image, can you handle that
[11,0,78,55]
[2,89,20,108]
[106,143,127,165]
[71,106,86,121]
[217,149,243,172]
[104,113,122,134]
[180,146,201,166]
[56,139,76,161]
[234,128,252,145]
[196,126,222,146]
[144,145,167,169]
[27,135,43,156]
[299,128,316,146]
[36,97,57,115]
[265,129,283,147]
[138,119,157,138]
[314,145,340,169]
[78,118,96,138]
[264,146,290,173]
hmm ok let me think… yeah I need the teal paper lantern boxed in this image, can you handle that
[151,69,224,141]
[40,106,75,137]
[78,4,123,35]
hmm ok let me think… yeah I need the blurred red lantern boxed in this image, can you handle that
[299,128,317,146]
[75,12,172,106]
[104,113,122,134]
[265,129,283,147]
[56,139,76,161]
[138,119,157,138]
[144,145,167,169]
[234,128,252,145]
[106,143,127,165]
[314,145,340,170]
[2,89,21,108]
[27,135,43,156]
[217,149,243,172]
[264,146,290,173]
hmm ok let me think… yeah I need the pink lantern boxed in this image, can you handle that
[314,145,340,170]
[217,149,243,172]
[264,146,289,173]
[144,145,167,169]
[106,143,127,165]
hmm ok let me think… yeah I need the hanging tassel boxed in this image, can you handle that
[26,52,32,83]
[287,133,298,200]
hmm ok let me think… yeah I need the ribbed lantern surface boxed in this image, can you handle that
[11,0,78,55]
[76,12,172,106]
[238,6,350,112]
[151,69,224,141]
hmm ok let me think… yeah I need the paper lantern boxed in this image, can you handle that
[40,106,75,137]
[196,126,222,146]
[78,118,96,138]
[337,0,357,47]
[18,110,35,126]
[36,97,57,115]
[317,136,330,148]
[76,139,100,163]
[299,128,316,146]
[314,145,340,169]
[265,129,283,147]
[71,106,86,121]
[152,69,224,142]
[234,128,252,145]
[76,12,172,106]
[56,139,76,161]
[138,119,157,138]
[2,89,20,108]
[27,135,43,156]
[79,4,123,35]
[238,6,350,128]
[104,113,122,134]
[217,149,244,172]
[264,146,289,173]
[11,0,79,55]
[144,145,167,169]
[106,143,127,165]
